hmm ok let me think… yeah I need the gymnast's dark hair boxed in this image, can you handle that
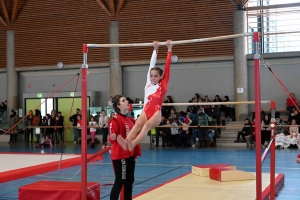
[150,67,163,76]
[112,95,123,114]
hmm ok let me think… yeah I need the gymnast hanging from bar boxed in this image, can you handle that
[117,40,172,151]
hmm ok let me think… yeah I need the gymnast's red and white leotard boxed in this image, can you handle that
[143,50,171,119]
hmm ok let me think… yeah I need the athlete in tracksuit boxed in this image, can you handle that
[109,95,141,200]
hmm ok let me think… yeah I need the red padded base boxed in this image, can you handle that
[18,181,100,200]
[209,167,233,181]
[262,174,285,200]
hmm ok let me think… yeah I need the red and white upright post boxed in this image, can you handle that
[81,44,88,200]
[269,100,276,200]
[254,31,262,200]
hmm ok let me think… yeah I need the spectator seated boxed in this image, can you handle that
[234,118,252,143]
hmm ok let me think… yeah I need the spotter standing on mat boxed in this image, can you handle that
[117,40,172,151]
[108,95,141,200]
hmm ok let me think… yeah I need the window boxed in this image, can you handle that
[247,0,300,53]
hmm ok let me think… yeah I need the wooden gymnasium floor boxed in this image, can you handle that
[134,172,281,200]
[0,141,300,200]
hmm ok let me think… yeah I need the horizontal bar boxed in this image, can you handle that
[87,33,253,48]
[132,101,270,107]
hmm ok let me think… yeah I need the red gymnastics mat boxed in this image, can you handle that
[0,153,103,184]
[19,181,100,200]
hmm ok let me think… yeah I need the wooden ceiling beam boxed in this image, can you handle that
[242,0,249,6]
[95,0,110,15]
[0,0,10,25]
[109,0,115,15]
[0,14,7,26]
[246,2,300,11]
[116,0,125,15]
[233,0,242,4]
[11,0,20,24]
[232,0,248,6]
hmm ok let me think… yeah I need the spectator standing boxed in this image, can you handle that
[76,115,82,144]
[33,109,41,143]
[168,118,179,148]
[110,112,115,120]
[99,110,109,149]
[162,119,172,147]
[261,114,271,147]
[8,110,18,143]
[162,95,174,119]
[69,108,80,144]
[108,96,113,106]
[179,114,192,148]
[53,116,63,144]
[0,102,4,120]
[0,101,7,122]
[169,108,180,124]
[251,117,256,145]
[89,116,98,148]
[25,110,34,143]
[286,93,297,113]
[195,108,211,148]
[45,114,52,139]
[155,116,167,147]
[57,111,64,142]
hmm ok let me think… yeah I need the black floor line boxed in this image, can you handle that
[133,166,183,186]
[100,166,183,199]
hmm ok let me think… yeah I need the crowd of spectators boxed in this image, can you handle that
[23,109,63,146]
[133,93,236,148]
[3,92,299,149]
[124,93,299,149]
[234,105,300,149]
[3,105,117,148]
[68,108,115,148]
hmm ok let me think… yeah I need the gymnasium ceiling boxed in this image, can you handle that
[0,0,250,27]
